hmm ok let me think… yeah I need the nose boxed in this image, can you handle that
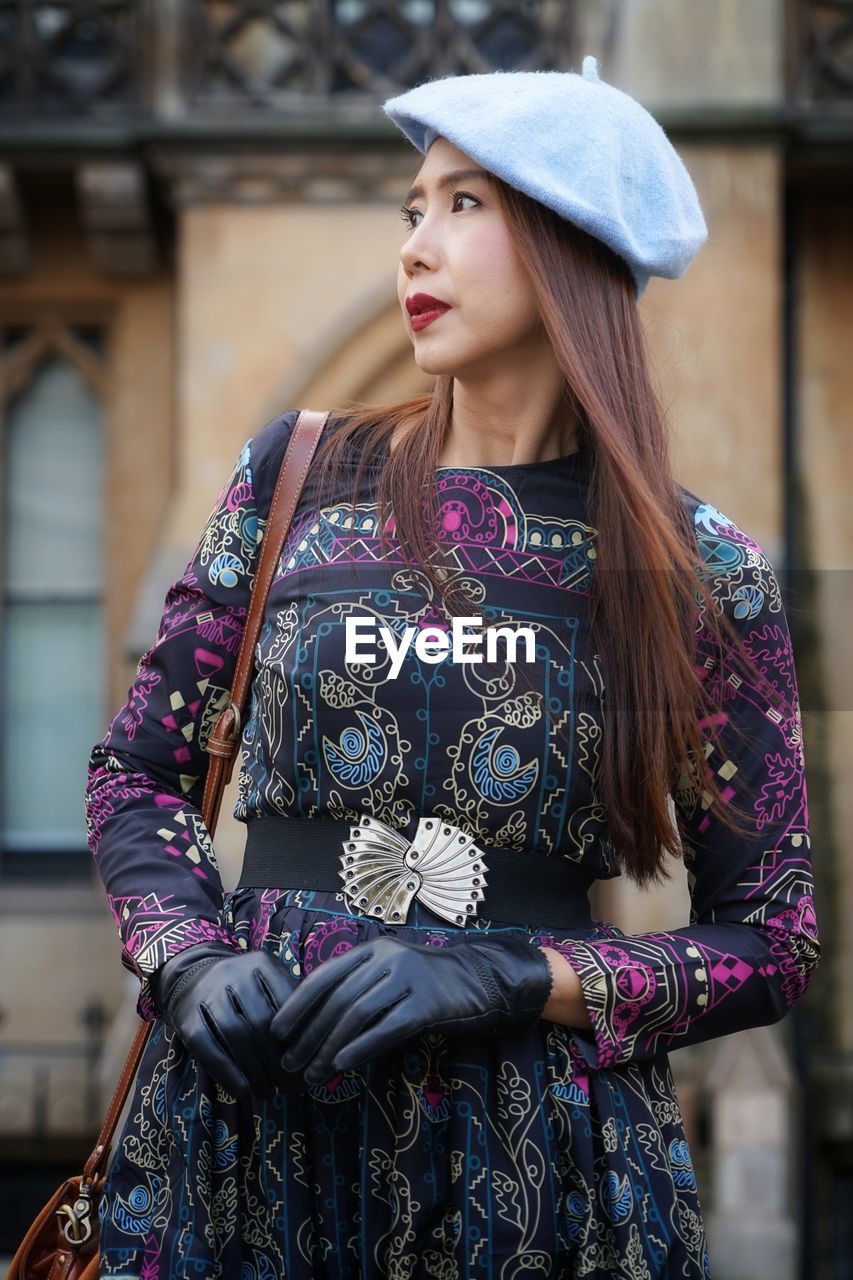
[399,220,438,276]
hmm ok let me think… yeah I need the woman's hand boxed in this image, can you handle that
[149,941,301,1100]
[268,933,554,1086]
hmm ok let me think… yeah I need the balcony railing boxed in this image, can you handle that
[0,0,578,121]
[0,1,850,143]
[0,999,108,1139]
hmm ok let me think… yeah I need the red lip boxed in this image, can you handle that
[406,292,452,316]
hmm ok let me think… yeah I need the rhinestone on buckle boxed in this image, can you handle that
[339,814,488,926]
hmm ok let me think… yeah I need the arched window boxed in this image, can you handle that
[1,349,105,878]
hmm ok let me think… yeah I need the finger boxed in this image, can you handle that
[299,980,416,1079]
[253,962,296,1016]
[279,963,384,1073]
[195,1006,252,1100]
[269,947,373,1043]
[250,968,302,1085]
[226,988,282,1097]
[309,995,420,1083]
[196,991,267,1099]
[321,982,409,1062]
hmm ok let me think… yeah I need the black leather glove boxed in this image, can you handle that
[149,941,301,1100]
[269,933,555,1087]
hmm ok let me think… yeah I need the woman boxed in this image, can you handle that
[86,57,820,1278]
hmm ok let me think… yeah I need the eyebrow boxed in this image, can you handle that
[404,167,492,204]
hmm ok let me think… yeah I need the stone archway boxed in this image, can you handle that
[258,287,433,423]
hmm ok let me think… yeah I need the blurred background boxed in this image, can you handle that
[0,1,850,1276]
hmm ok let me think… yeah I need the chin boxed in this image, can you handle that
[411,342,475,378]
[412,350,456,377]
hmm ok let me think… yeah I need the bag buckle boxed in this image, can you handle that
[56,1182,95,1246]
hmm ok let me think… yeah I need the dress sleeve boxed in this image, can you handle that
[84,413,298,1022]
[551,500,821,1070]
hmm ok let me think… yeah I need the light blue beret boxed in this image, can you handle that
[383,55,708,300]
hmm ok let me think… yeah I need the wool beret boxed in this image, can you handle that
[383,55,708,300]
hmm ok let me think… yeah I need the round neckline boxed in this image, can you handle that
[333,425,590,474]
[435,447,586,473]
[383,439,589,473]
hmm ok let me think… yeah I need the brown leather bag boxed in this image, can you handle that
[7,407,331,1280]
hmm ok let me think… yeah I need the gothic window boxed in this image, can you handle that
[0,321,107,879]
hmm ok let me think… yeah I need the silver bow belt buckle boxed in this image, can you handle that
[338,814,489,926]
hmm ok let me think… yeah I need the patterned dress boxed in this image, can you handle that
[85,409,820,1279]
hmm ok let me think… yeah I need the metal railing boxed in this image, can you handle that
[0,999,107,1140]
[0,0,578,121]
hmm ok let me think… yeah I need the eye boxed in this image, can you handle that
[399,190,480,230]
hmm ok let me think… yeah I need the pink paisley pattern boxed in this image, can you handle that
[555,506,819,1072]
[84,437,260,1019]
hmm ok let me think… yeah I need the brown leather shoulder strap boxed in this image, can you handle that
[82,407,330,1184]
[202,407,330,827]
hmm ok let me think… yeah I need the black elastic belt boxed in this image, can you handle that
[239,815,595,931]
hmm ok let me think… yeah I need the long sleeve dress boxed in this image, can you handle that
[85,408,820,1280]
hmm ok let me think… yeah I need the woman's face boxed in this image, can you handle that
[397,137,543,379]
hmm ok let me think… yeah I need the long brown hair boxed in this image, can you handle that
[305,175,780,889]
